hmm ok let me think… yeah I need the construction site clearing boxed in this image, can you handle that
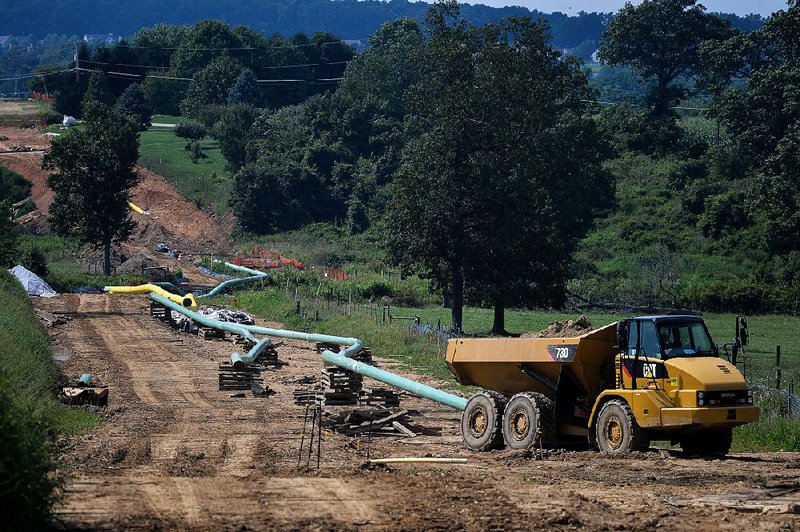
[3,125,798,530]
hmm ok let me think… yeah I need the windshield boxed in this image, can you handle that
[657,322,716,358]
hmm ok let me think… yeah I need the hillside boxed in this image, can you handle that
[0,0,762,50]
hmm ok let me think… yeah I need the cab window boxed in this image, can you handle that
[627,321,638,356]
[640,321,661,358]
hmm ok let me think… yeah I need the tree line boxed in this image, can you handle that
[35,0,800,330]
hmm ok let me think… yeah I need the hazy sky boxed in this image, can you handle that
[449,1,787,17]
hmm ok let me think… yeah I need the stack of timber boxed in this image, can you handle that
[358,387,401,408]
[293,386,402,408]
[254,345,285,368]
[198,327,226,339]
[149,301,173,325]
[218,363,262,390]
[327,408,418,437]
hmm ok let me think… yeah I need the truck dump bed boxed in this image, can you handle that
[445,323,617,398]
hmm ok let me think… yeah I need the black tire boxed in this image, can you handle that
[502,392,555,450]
[680,428,732,455]
[595,399,650,452]
[461,391,506,451]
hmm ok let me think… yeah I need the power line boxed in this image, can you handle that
[113,40,353,51]
[77,58,351,71]
[0,67,74,81]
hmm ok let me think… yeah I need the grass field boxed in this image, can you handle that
[0,99,47,124]
[138,125,231,215]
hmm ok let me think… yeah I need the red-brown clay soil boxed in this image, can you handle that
[36,294,800,531]
[0,126,231,252]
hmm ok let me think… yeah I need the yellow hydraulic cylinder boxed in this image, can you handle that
[104,284,197,310]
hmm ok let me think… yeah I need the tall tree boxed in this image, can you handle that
[227,68,259,106]
[387,3,610,333]
[599,0,732,115]
[115,83,153,129]
[82,71,114,110]
[386,1,482,333]
[44,103,140,275]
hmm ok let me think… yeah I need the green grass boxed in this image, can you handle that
[138,126,231,215]
[151,114,182,124]
[0,271,100,434]
[18,234,146,292]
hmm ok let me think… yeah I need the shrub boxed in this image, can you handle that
[39,110,62,125]
[174,120,207,143]
[0,376,63,530]
[21,246,49,278]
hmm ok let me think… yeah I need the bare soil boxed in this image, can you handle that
[0,126,231,252]
[36,294,800,530]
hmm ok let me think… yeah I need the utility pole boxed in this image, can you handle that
[75,41,80,85]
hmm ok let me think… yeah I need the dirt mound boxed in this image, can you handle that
[130,166,231,251]
[1,123,231,252]
[116,250,161,275]
[521,315,594,338]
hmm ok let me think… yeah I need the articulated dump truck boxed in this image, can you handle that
[446,316,759,454]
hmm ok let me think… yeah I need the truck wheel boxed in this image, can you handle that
[680,428,732,455]
[461,391,506,451]
[595,399,650,452]
[502,392,555,450]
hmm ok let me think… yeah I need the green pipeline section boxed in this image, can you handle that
[146,291,468,411]
[196,261,268,298]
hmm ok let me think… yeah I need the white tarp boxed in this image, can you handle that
[8,265,57,297]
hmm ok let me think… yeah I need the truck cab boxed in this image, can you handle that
[589,315,759,453]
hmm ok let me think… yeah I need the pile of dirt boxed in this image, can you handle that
[521,315,594,338]
[130,166,231,251]
[116,250,161,274]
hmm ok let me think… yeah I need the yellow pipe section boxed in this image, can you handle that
[128,201,149,215]
[104,284,197,310]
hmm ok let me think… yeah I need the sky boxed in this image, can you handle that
[448,1,787,17]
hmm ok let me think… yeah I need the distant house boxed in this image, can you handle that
[83,33,122,44]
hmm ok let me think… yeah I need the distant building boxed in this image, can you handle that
[83,33,122,44]
[590,49,600,63]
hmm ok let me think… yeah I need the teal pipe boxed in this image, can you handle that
[148,293,267,356]
[149,285,468,411]
[196,261,268,298]
[230,337,272,368]
[321,350,468,410]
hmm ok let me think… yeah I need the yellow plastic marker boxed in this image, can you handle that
[104,284,197,310]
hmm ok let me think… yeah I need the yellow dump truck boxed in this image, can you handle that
[446,315,758,454]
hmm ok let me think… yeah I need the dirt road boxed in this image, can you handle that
[36,294,800,530]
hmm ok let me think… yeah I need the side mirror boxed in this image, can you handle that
[736,316,749,347]
[616,321,628,351]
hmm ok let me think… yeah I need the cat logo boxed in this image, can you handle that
[643,363,658,378]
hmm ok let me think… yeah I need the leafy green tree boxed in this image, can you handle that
[599,0,732,115]
[388,3,610,333]
[0,201,19,268]
[170,19,241,77]
[180,56,244,118]
[709,1,800,256]
[21,246,49,278]
[43,103,140,275]
[82,71,114,110]
[115,83,153,129]
[227,68,260,106]
[212,105,259,172]
[174,119,208,147]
